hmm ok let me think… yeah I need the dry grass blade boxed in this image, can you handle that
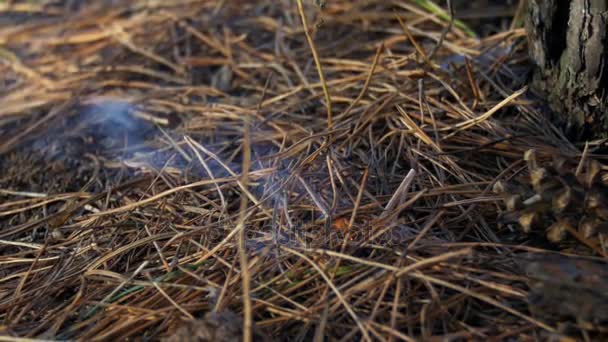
[296,0,333,129]
[383,168,417,214]
[237,115,253,342]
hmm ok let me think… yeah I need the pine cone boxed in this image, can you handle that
[525,255,608,326]
[495,149,608,247]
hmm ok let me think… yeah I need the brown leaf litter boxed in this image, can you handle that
[1,0,607,340]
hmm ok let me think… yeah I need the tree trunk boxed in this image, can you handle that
[525,0,607,137]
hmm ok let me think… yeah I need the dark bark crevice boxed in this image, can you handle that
[601,28,608,98]
[546,1,570,64]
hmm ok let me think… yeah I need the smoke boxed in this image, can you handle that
[440,44,514,72]
[77,97,156,151]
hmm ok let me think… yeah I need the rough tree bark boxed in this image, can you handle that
[525,0,607,137]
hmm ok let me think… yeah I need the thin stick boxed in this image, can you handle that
[348,168,369,231]
[428,0,454,60]
[296,0,333,129]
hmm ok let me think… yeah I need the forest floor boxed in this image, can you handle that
[1,1,607,341]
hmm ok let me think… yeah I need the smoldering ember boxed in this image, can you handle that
[1,1,607,341]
